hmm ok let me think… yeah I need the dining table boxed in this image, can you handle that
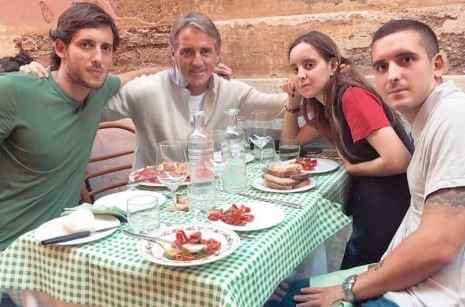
[0,152,350,307]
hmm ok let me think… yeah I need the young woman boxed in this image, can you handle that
[282,31,413,269]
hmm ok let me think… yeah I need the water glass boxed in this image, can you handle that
[157,140,187,212]
[279,137,301,161]
[127,195,160,235]
[248,110,272,168]
[260,136,276,167]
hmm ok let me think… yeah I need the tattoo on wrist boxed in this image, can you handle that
[374,260,384,271]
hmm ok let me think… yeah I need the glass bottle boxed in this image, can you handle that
[187,111,215,214]
[222,109,247,193]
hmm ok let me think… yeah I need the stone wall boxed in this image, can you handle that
[1,0,464,76]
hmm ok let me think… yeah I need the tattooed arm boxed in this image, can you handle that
[293,187,465,306]
[350,186,465,300]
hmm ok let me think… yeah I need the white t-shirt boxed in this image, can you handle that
[188,93,205,113]
[382,81,465,306]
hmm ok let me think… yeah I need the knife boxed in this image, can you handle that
[41,225,121,245]
[238,193,302,209]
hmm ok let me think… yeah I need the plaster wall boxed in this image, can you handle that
[1,0,464,76]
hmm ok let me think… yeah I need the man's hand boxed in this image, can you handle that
[294,285,346,307]
[20,61,49,78]
[214,62,232,79]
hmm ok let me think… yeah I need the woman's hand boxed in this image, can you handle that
[337,150,357,174]
[294,285,346,307]
[20,61,49,78]
[281,78,302,108]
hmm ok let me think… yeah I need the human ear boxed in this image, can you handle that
[432,51,448,79]
[54,39,67,59]
[330,58,338,74]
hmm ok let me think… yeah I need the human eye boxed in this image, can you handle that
[79,40,93,49]
[179,48,194,58]
[400,54,414,64]
[200,48,213,57]
[373,62,387,73]
[303,61,314,70]
[101,44,113,53]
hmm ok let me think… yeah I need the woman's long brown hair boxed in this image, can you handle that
[288,31,397,160]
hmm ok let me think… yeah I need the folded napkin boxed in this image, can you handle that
[61,203,127,222]
[310,264,370,307]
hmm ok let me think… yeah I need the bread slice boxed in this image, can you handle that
[289,172,311,180]
[295,178,310,188]
[264,180,294,190]
[266,163,303,177]
[262,173,301,186]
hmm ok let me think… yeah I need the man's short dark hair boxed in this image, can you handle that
[372,19,439,58]
[0,51,33,73]
[49,2,119,70]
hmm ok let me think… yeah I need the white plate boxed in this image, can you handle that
[251,177,316,193]
[35,215,120,246]
[93,190,167,212]
[139,223,240,267]
[209,202,284,231]
[289,158,339,174]
[129,167,191,187]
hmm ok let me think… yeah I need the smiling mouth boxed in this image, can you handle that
[190,70,206,75]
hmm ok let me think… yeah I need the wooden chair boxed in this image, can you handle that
[80,121,136,203]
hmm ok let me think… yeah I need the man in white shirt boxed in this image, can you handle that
[101,12,287,169]
[279,19,465,307]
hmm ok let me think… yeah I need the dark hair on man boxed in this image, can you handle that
[0,51,33,73]
[371,19,439,58]
[49,2,119,70]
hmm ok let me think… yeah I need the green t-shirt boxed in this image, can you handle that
[0,72,120,250]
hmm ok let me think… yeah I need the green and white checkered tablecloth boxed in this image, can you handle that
[0,160,350,307]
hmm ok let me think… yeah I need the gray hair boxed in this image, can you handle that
[169,11,222,50]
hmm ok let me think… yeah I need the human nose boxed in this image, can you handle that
[297,66,306,79]
[387,63,401,83]
[91,47,102,64]
[192,51,203,65]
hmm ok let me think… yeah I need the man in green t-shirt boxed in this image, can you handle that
[0,2,155,251]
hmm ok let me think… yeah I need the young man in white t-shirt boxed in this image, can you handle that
[277,20,465,307]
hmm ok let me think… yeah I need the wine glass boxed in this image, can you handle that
[211,130,231,203]
[248,110,272,168]
[279,136,301,161]
[156,140,187,212]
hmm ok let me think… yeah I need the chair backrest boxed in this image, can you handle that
[80,120,135,203]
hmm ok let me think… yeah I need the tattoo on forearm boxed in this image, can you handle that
[426,187,465,209]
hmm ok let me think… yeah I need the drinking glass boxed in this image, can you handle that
[248,110,272,168]
[211,130,231,197]
[127,195,160,235]
[261,136,276,167]
[156,140,188,211]
[279,137,301,161]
